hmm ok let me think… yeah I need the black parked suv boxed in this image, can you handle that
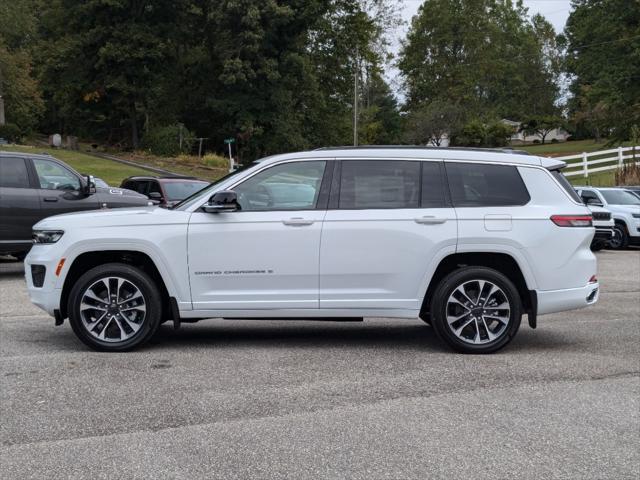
[0,151,151,259]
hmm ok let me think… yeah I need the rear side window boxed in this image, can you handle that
[445,162,530,207]
[551,170,583,203]
[339,160,420,209]
[0,157,30,188]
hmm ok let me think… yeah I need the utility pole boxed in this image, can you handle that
[353,51,359,146]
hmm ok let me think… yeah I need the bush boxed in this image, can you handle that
[202,153,229,169]
[551,138,559,143]
[533,139,541,144]
[141,124,194,156]
[0,123,22,143]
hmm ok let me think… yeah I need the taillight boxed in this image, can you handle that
[550,215,593,227]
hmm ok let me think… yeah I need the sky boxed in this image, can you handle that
[388,0,573,97]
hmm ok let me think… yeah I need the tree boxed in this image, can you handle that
[398,0,560,125]
[404,100,464,146]
[520,115,564,144]
[562,0,640,142]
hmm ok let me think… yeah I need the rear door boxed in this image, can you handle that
[0,156,41,250]
[29,157,99,216]
[319,159,457,310]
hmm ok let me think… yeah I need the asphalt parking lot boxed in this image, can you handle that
[1,251,638,479]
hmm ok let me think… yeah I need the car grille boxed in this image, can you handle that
[592,211,611,221]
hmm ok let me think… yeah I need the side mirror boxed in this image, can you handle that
[148,191,163,202]
[585,197,603,207]
[83,175,96,195]
[203,190,240,213]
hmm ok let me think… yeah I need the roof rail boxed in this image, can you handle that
[313,145,532,156]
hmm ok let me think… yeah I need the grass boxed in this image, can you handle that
[519,139,632,156]
[0,144,154,186]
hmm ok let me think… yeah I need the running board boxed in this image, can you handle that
[222,317,364,322]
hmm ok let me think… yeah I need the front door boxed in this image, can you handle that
[320,160,457,310]
[30,157,99,215]
[188,160,328,311]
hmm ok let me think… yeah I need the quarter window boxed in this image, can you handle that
[0,157,30,188]
[233,161,326,211]
[445,162,530,207]
[421,161,447,208]
[339,160,420,209]
[33,159,81,191]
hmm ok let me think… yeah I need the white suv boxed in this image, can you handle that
[576,187,640,249]
[25,147,599,353]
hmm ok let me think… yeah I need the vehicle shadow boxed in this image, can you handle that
[148,320,450,353]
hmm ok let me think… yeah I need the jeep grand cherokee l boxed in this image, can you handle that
[0,151,151,259]
[25,147,599,353]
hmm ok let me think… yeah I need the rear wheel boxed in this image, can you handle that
[68,263,162,351]
[430,267,522,354]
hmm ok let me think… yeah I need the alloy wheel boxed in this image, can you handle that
[445,279,511,345]
[79,276,147,343]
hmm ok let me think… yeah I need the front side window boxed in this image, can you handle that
[233,161,326,211]
[0,157,30,188]
[446,162,530,207]
[339,160,420,209]
[33,159,81,191]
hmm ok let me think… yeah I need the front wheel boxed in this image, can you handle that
[430,267,522,354]
[608,224,628,249]
[68,263,162,351]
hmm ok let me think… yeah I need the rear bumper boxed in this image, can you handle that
[593,228,613,241]
[536,282,599,315]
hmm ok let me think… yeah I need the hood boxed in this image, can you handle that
[607,203,640,214]
[96,186,147,199]
[34,205,190,230]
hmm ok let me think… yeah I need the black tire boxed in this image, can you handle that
[590,241,604,251]
[609,223,629,249]
[68,263,162,351]
[429,267,522,354]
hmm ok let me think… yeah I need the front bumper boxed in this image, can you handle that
[536,281,599,316]
[24,246,63,317]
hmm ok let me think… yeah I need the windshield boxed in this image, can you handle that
[171,163,256,209]
[601,189,640,205]
[163,181,209,201]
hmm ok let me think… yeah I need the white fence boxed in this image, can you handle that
[559,146,640,178]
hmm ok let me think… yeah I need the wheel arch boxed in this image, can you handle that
[420,252,535,326]
[59,250,172,321]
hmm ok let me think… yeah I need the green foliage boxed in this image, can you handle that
[0,31,44,132]
[404,100,464,146]
[0,123,22,142]
[399,0,560,124]
[141,124,194,157]
[201,153,230,169]
[456,120,514,148]
[563,0,640,142]
[520,115,564,144]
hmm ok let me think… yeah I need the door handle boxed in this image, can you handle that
[43,197,59,202]
[282,217,314,226]
[414,215,446,225]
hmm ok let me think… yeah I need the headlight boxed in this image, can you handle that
[32,230,64,244]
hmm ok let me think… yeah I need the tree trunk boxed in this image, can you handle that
[130,102,139,149]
